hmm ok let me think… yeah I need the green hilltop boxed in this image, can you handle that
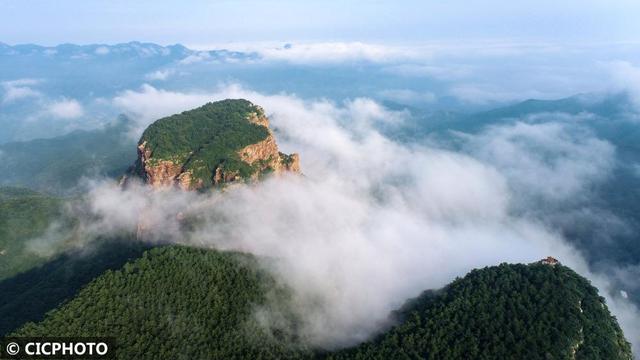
[330,262,633,360]
[133,99,272,187]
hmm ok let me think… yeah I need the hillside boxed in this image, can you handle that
[128,99,300,190]
[0,238,149,336]
[331,262,633,360]
[13,247,632,359]
[13,246,311,359]
[0,187,65,280]
[0,117,136,194]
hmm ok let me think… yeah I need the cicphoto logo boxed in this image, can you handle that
[1,338,115,359]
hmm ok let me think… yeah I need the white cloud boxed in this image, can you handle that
[190,40,572,65]
[144,69,175,81]
[173,42,640,107]
[67,85,639,350]
[2,86,40,104]
[257,42,419,64]
[112,84,213,132]
[606,60,640,107]
[2,78,41,87]
[458,121,615,203]
[43,48,57,56]
[94,46,110,55]
[179,51,212,65]
[47,98,84,119]
[112,84,409,137]
[1,78,42,104]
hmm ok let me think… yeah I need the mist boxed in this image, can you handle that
[30,87,640,351]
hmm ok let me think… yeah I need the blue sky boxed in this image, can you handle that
[1,0,640,46]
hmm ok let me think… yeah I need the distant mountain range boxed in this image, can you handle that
[0,41,257,62]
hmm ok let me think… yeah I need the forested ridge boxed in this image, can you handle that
[0,187,63,280]
[12,245,633,359]
[329,263,633,360]
[13,246,311,359]
[0,238,149,336]
[0,117,136,194]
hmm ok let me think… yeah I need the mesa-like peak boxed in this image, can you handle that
[126,99,300,190]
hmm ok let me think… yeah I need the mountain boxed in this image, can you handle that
[331,261,633,360]
[0,116,136,194]
[12,248,632,359]
[391,93,640,279]
[0,238,150,336]
[0,41,256,62]
[12,246,310,359]
[390,93,638,140]
[0,95,635,357]
[126,99,300,190]
[0,187,64,280]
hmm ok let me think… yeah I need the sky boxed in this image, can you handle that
[1,0,640,46]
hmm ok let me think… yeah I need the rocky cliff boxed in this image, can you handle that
[126,99,300,190]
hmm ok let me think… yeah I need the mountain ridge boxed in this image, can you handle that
[11,247,633,359]
[0,41,257,62]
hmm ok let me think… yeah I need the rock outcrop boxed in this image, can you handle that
[236,115,301,178]
[136,142,183,188]
[126,99,300,190]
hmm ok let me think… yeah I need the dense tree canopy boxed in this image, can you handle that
[137,99,270,186]
[13,246,310,360]
[0,187,63,280]
[0,117,136,194]
[330,263,633,360]
[0,238,149,336]
[12,246,633,359]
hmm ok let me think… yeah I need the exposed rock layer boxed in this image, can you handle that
[130,100,300,190]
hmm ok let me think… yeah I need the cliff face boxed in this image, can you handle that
[128,99,300,190]
[136,142,183,188]
[236,114,301,178]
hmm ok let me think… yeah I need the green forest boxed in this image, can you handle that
[10,245,633,359]
[13,246,311,359]
[0,187,64,280]
[0,117,136,194]
[329,263,633,360]
[136,99,270,187]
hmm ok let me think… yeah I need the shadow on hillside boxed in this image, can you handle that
[0,239,151,335]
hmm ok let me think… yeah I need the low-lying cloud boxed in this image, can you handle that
[47,98,84,119]
[144,69,175,81]
[454,115,636,279]
[112,84,212,133]
[606,60,640,109]
[173,41,640,107]
[256,42,419,64]
[38,86,639,352]
[1,78,42,104]
[457,120,615,204]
